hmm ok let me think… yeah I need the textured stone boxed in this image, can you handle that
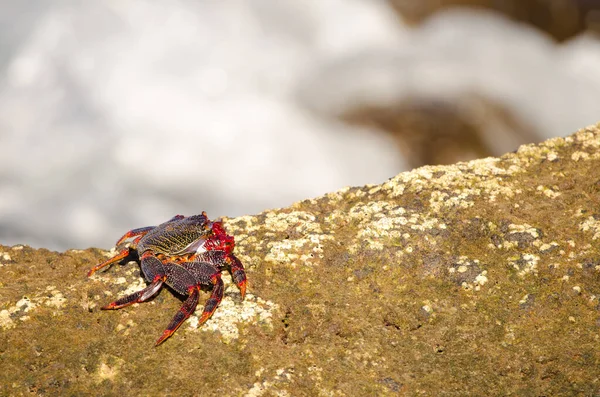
[2,123,600,395]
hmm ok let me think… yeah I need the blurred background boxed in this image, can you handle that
[1,0,599,251]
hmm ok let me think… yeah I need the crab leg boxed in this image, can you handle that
[138,254,166,281]
[228,254,247,299]
[89,230,155,277]
[102,277,165,310]
[154,273,224,346]
[197,274,224,325]
[87,248,130,277]
[114,215,185,246]
[115,226,155,246]
[101,255,166,309]
[155,287,200,346]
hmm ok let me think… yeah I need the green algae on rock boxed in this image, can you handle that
[2,123,600,396]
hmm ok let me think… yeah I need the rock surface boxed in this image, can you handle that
[2,123,600,395]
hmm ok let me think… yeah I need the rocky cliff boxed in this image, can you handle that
[2,123,600,396]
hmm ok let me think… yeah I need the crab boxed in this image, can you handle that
[87,212,247,346]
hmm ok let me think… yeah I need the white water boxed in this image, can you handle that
[0,1,599,250]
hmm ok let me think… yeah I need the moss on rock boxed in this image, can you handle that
[2,123,600,395]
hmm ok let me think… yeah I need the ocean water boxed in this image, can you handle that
[0,1,599,250]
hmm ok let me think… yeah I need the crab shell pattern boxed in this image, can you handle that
[87,212,247,345]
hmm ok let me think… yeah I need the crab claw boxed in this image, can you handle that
[238,279,247,300]
[227,254,247,300]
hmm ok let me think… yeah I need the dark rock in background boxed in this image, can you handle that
[342,95,539,169]
[388,0,600,41]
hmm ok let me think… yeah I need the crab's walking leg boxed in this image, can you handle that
[102,278,164,310]
[101,255,166,309]
[197,274,224,325]
[88,230,151,277]
[115,226,155,246]
[87,248,130,277]
[228,254,247,299]
[155,287,200,346]
[113,215,184,247]
[154,272,224,346]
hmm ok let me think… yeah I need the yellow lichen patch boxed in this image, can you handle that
[95,356,125,384]
[536,185,561,199]
[108,267,147,297]
[579,130,600,148]
[535,241,559,253]
[324,186,350,202]
[101,248,117,258]
[222,215,263,238]
[429,189,477,210]
[0,251,11,268]
[355,212,443,251]
[447,256,489,291]
[324,201,446,252]
[475,272,489,288]
[571,151,590,161]
[87,262,146,308]
[580,216,600,240]
[0,310,13,329]
[0,297,37,329]
[264,234,334,266]
[509,253,540,277]
[244,367,294,397]
[43,286,66,310]
[368,185,382,195]
[115,319,136,336]
[508,223,540,239]
[187,275,279,344]
[264,211,324,234]
[0,286,70,328]
[306,365,339,396]
[381,157,523,211]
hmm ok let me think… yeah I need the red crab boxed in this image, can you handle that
[87,212,247,345]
